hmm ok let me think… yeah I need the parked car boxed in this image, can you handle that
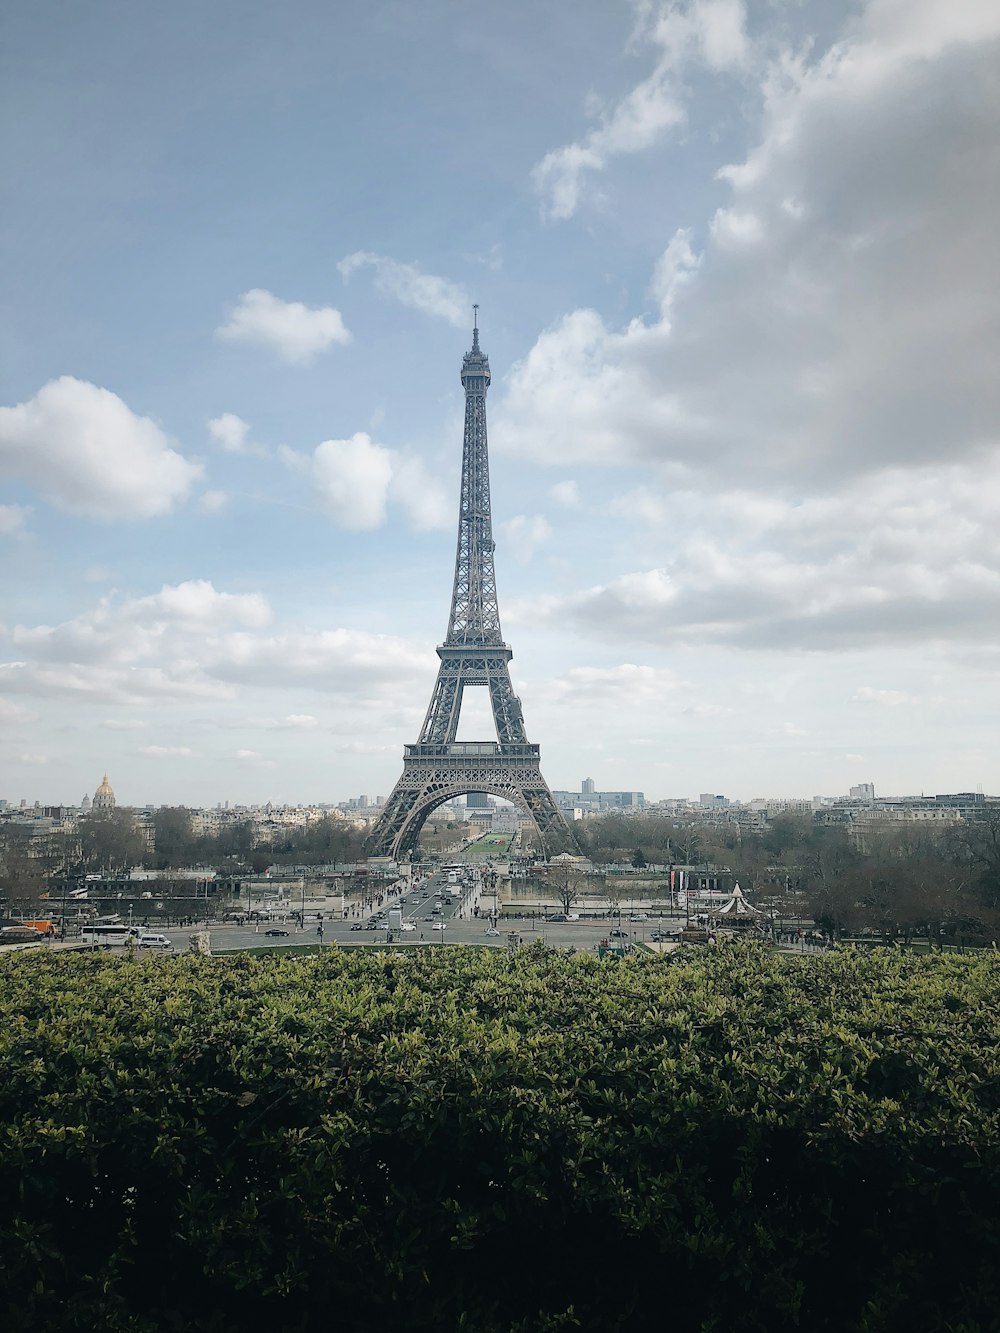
[264,928,289,937]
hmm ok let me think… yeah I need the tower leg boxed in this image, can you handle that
[365,757,579,862]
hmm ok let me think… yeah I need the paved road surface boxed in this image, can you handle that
[59,863,688,956]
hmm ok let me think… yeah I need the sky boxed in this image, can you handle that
[2,0,999,809]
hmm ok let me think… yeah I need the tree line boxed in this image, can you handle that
[577,809,1000,945]
[0,807,369,901]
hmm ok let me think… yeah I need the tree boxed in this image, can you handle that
[631,847,647,869]
[79,809,148,877]
[0,828,51,912]
[948,808,1000,913]
[151,807,198,869]
[551,867,582,915]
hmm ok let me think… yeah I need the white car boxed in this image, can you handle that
[399,922,416,932]
[484,928,500,937]
[431,922,447,931]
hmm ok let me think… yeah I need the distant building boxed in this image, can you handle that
[553,788,645,815]
[581,777,595,795]
[92,773,116,812]
[699,794,728,809]
[466,792,490,809]
[849,782,875,801]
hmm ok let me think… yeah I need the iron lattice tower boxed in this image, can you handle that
[366,315,578,861]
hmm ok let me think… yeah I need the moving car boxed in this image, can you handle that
[609,928,630,939]
[484,928,500,937]
[545,913,568,922]
[264,928,289,937]
[431,922,447,931]
[350,923,363,932]
[138,934,173,950]
[399,922,416,932]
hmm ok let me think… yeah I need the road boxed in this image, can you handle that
[110,864,686,955]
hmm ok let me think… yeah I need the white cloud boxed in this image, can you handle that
[0,698,37,723]
[0,504,32,535]
[511,449,1000,652]
[0,378,201,519]
[199,490,229,514]
[507,6,1000,483]
[284,436,449,532]
[139,745,197,758]
[0,662,234,705]
[0,577,430,710]
[101,719,148,731]
[499,2,1000,670]
[609,487,668,525]
[204,628,429,693]
[219,714,319,731]
[309,433,394,530]
[338,253,469,327]
[216,289,351,365]
[852,687,919,707]
[389,455,452,531]
[17,752,48,766]
[498,514,552,563]
[236,749,277,769]
[532,0,749,220]
[549,480,580,508]
[539,663,684,706]
[207,413,251,453]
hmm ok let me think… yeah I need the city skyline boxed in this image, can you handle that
[3,1,999,806]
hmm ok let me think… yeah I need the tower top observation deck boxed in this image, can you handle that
[461,305,490,392]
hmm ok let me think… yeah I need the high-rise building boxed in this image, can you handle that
[582,777,595,795]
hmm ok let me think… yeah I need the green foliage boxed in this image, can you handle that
[1,944,999,1332]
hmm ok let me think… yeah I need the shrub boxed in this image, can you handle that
[1,942,998,1331]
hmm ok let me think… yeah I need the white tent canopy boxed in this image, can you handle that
[715,882,758,916]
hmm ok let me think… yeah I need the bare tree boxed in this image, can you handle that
[552,867,582,915]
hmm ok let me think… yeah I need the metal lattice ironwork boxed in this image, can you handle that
[366,316,578,861]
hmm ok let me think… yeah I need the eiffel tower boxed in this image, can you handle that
[366,312,578,862]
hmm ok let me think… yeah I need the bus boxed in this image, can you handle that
[81,923,142,948]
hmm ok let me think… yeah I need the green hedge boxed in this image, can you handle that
[1,942,998,1332]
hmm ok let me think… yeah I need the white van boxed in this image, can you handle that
[137,934,173,950]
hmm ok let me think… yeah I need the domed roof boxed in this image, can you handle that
[93,773,116,809]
